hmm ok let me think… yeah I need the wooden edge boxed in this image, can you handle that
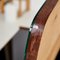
[37,1,60,60]
[20,27,29,30]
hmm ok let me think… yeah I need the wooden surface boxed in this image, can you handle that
[37,0,60,60]
[26,0,58,60]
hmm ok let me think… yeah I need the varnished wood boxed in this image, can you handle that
[26,0,58,60]
[37,0,60,60]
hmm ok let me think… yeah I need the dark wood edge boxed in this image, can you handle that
[20,27,29,30]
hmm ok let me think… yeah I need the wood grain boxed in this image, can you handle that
[37,0,60,60]
[26,0,58,60]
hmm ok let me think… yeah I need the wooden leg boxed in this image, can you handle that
[26,0,30,11]
[18,0,22,17]
[1,0,4,14]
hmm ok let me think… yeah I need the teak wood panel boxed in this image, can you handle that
[25,0,58,60]
[37,0,60,60]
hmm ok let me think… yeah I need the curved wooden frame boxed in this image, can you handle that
[37,0,60,60]
[25,0,58,60]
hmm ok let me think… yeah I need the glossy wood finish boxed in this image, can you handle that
[37,1,60,60]
[26,0,58,60]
